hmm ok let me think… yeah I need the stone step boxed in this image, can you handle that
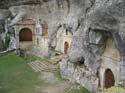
[33,62,45,71]
[29,62,39,72]
[28,63,38,72]
[29,61,44,71]
[28,60,58,72]
[47,55,66,65]
[28,62,43,72]
[46,59,59,65]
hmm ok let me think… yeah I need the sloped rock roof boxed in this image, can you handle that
[0,0,41,9]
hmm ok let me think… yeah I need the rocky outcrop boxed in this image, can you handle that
[0,9,11,51]
[60,58,99,91]
[60,0,125,91]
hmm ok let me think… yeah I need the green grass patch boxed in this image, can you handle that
[0,52,43,93]
[65,87,92,93]
[54,71,67,81]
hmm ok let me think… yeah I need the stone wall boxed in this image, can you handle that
[55,26,73,54]
[14,24,35,49]
[32,37,48,57]
[100,38,120,87]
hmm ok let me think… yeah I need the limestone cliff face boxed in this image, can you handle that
[61,0,125,91]
[0,0,90,52]
[0,0,125,91]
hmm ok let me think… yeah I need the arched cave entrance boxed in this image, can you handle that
[104,69,115,88]
[19,28,32,41]
[64,42,69,54]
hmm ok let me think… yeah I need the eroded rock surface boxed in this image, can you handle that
[60,0,125,91]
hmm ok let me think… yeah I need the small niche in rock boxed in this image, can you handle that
[77,57,85,66]
[55,53,59,56]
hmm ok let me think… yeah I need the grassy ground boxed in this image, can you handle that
[0,53,43,93]
[54,69,92,93]
[0,52,92,93]
[65,87,92,93]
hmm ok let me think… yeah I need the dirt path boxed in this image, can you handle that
[39,71,72,93]
[28,59,79,93]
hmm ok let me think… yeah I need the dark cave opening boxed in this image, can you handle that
[78,57,85,65]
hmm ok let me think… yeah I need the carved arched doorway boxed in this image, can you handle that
[104,69,115,88]
[19,28,32,41]
[64,42,69,54]
[42,23,48,37]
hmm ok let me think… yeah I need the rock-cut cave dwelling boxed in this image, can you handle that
[0,0,125,92]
